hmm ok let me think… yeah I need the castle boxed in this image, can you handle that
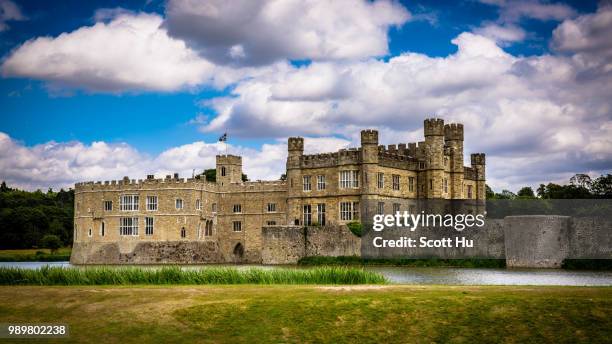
[71,118,485,264]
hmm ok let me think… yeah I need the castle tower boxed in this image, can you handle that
[445,123,464,199]
[423,118,445,198]
[286,137,304,225]
[360,129,379,196]
[471,153,486,200]
[216,155,242,185]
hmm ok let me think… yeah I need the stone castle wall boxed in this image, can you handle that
[261,225,361,264]
[72,118,488,265]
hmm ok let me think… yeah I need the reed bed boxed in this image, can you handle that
[0,266,387,285]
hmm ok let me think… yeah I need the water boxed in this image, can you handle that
[1,262,611,286]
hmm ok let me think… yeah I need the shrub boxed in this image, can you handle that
[40,234,62,253]
[346,222,363,237]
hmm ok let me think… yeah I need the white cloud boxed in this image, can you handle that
[0,132,351,191]
[194,31,612,191]
[474,23,526,44]
[1,12,234,92]
[552,5,612,72]
[480,0,576,23]
[0,0,25,32]
[163,0,410,66]
[473,0,576,45]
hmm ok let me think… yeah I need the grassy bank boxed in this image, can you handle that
[0,285,610,343]
[0,247,71,262]
[299,256,507,268]
[0,266,387,285]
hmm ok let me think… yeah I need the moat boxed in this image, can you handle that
[2,262,611,286]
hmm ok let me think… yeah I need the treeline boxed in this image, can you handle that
[0,182,74,249]
[487,173,611,200]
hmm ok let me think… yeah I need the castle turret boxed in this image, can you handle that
[360,129,379,195]
[216,155,242,185]
[287,137,304,170]
[286,137,304,225]
[471,153,486,200]
[422,118,445,198]
[445,123,464,199]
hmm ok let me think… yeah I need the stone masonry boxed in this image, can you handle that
[71,118,485,264]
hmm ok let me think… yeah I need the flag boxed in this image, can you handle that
[218,133,227,142]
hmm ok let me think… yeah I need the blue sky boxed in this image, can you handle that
[0,0,610,191]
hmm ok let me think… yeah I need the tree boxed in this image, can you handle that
[241,173,248,182]
[517,187,535,198]
[570,173,592,188]
[590,174,612,198]
[202,169,216,182]
[40,234,62,253]
[498,190,516,199]
[280,174,287,181]
[0,181,10,192]
[485,184,495,199]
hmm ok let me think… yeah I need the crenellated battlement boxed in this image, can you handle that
[216,154,242,165]
[444,123,464,141]
[424,118,445,136]
[360,129,378,145]
[288,137,304,152]
[471,153,486,165]
[74,174,217,193]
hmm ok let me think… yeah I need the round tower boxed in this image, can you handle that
[423,118,445,198]
[445,123,464,199]
[360,129,379,196]
[471,153,486,200]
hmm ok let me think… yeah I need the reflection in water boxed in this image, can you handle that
[1,262,611,286]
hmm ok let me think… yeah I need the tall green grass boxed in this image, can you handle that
[0,266,387,285]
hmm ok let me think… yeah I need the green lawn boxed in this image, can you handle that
[0,247,71,262]
[0,285,610,343]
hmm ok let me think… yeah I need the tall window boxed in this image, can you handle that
[212,203,217,213]
[233,204,242,213]
[393,203,400,214]
[205,221,213,237]
[267,203,276,212]
[444,178,448,194]
[119,217,138,236]
[430,179,433,190]
[340,170,359,189]
[221,167,226,176]
[120,195,139,211]
[317,203,326,226]
[145,217,154,236]
[340,202,359,221]
[377,202,385,215]
[175,198,184,210]
[303,176,312,191]
[233,221,242,232]
[146,196,158,211]
[377,172,384,188]
[88,228,92,237]
[317,175,326,190]
[196,199,201,210]
[180,227,186,238]
[100,222,105,237]
[409,177,415,192]
[303,205,312,226]
[467,185,473,199]
[392,175,400,190]
[104,200,113,211]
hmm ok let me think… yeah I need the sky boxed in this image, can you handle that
[0,0,610,192]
